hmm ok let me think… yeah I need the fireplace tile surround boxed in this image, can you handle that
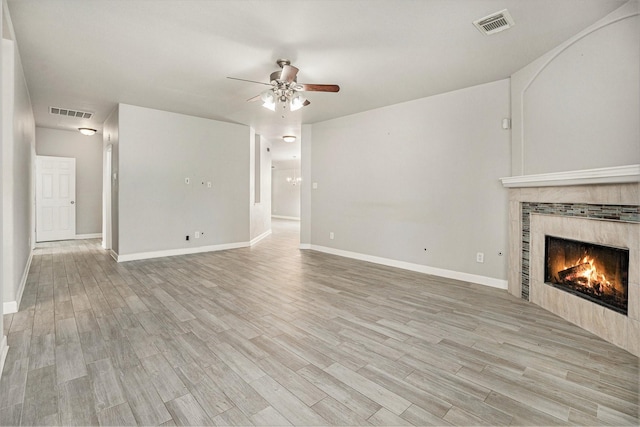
[520,202,638,300]
[507,182,640,356]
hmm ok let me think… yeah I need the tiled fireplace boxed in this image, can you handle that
[504,175,639,357]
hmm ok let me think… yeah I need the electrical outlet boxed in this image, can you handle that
[476,252,484,263]
[186,235,189,241]
[329,232,335,240]
[207,181,212,188]
[195,231,200,239]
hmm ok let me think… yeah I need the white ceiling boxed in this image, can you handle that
[6,0,626,165]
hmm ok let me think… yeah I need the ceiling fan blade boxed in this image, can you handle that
[297,84,340,92]
[246,94,262,102]
[280,65,299,83]
[303,100,311,107]
[227,76,271,86]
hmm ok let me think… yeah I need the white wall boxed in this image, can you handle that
[116,103,250,257]
[300,124,312,245]
[511,1,639,175]
[36,127,103,235]
[2,34,35,313]
[0,1,6,373]
[309,79,511,285]
[250,133,272,241]
[103,105,119,254]
[272,167,301,219]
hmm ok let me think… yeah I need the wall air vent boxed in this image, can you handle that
[49,106,93,119]
[473,9,515,35]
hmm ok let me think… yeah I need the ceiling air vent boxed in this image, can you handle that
[473,9,515,35]
[49,106,93,119]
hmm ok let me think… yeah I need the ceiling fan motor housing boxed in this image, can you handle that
[270,70,297,85]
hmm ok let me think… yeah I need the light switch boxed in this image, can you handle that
[185,177,190,185]
[312,182,318,189]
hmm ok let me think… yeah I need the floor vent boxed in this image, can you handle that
[473,9,515,35]
[49,106,93,119]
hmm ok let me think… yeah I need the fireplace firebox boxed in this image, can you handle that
[544,236,629,315]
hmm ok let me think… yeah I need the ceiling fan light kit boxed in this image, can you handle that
[260,91,276,111]
[228,59,339,113]
[290,93,307,111]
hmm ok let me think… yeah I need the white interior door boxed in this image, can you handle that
[36,155,76,242]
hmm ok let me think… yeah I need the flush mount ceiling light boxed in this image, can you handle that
[227,59,339,113]
[282,135,296,143]
[78,128,97,136]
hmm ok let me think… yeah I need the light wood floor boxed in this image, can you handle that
[1,219,638,426]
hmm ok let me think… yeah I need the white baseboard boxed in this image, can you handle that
[2,250,33,314]
[3,301,17,314]
[115,241,250,262]
[0,336,8,379]
[250,229,272,246]
[109,249,118,262]
[75,233,102,239]
[304,245,508,290]
[299,243,311,250]
[272,215,301,221]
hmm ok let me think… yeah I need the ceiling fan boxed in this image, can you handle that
[227,59,340,112]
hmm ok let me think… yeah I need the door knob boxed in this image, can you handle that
[70,201,75,204]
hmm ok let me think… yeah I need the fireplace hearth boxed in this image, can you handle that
[544,235,629,315]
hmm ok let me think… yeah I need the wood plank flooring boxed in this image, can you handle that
[1,219,638,426]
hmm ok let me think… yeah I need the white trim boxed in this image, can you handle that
[0,336,8,379]
[75,233,102,240]
[115,241,250,262]
[500,165,640,188]
[3,301,18,314]
[2,250,33,314]
[299,243,311,250]
[272,215,301,221]
[304,245,508,290]
[109,249,118,262]
[250,229,272,246]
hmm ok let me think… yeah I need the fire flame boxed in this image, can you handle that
[563,256,613,295]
